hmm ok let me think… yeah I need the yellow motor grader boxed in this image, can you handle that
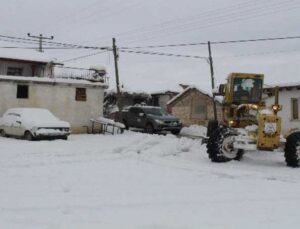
[206,72,300,167]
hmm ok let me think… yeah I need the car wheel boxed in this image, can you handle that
[0,129,6,137]
[123,120,129,130]
[171,129,181,135]
[24,131,34,141]
[145,124,155,134]
[61,136,68,140]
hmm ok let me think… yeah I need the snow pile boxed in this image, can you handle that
[180,124,207,138]
[245,125,258,132]
[0,132,300,228]
[96,116,125,129]
[36,128,68,135]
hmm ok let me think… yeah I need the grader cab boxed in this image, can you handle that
[207,72,300,167]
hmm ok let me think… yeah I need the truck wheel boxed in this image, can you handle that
[207,127,243,162]
[0,130,6,137]
[123,120,129,130]
[145,124,155,134]
[171,129,181,135]
[24,131,34,141]
[284,132,300,167]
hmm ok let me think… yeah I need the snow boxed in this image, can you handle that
[150,89,179,95]
[89,65,106,72]
[264,81,300,89]
[0,132,300,228]
[2,108,70,129]
[96,116,125,129]
[180,124,207,138]
[0,75,108,87]
[245,125,258,132]
[36,128,68,135]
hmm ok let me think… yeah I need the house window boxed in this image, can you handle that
[291,98,299,120]
[7,67,23,76]
[76,88,86,101]
[17,85,29,99]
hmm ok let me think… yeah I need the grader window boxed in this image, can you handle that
[233,78,262,104]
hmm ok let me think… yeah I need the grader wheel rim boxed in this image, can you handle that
[221,136,238,159]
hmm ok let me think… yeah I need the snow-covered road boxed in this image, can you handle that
[0,132,299,229]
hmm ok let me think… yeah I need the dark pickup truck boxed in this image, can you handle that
[121,106,182,134]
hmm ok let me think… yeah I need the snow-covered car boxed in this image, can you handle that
[0,108,71,140]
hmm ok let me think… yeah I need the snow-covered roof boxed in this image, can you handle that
[105,88,151,96]
[167,86,216,105]
[0,75,108,88]
[89,65,106,71]
[151,89,180,95]
[264,82,300,89]
[0,49,62,64]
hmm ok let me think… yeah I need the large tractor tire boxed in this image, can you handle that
[206,127,244,162]
[284,132,300,167]
[206,120,219,138]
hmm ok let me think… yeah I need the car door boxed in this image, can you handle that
[128,108,138,127]
[137,108,147,128]
[128,108,142,128]
[12,113,24,136]
[134,108,146,128]
[8,113,23,136]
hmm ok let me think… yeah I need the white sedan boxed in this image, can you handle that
[0,108,71,140]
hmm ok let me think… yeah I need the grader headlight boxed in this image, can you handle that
[272,104,282,112]
[229,120,235,127]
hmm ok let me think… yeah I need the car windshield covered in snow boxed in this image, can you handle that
[142,107,169,116]
[233,78,263,104]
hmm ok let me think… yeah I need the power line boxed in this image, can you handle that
[82,0,267,44]
[120,0,300,45]
[43,0,143,36]
[0,34,110,50]
[217,48,300,59]
[121,35,300,49]
[0,46,77,49]
[118,49,208,59]
[62,50,109,63]
[27,33,54,52]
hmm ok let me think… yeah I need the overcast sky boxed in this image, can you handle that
[1,0,300,93]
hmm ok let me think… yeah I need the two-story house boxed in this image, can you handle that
[0,50,108,133]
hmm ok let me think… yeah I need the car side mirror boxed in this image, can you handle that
[139,113,145,117]
[16,121,22,125]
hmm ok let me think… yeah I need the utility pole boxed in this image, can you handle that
[208,41,217,121]
[112,38,122,120]
[27,33,54,52]
[112,38,121,94]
